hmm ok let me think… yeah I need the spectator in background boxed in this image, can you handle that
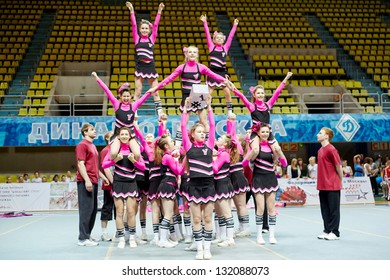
[363,157,379,196]
[18,176,24,183]
[66,171,75,182]
[42,176,48,182]
[23,173,31,183]
[31,171,42,183]
[297,158,308,178]
[274,160,283,178]
[307,156,318,179]
[6,176,12,183]
[287,158,301,179]
[61,175,67,182]
[52,174,60,183]
[373,155,383,190]
[353,154,364,177]
[341,160,353,177]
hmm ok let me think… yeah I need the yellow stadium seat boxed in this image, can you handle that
[281,106,291,114]
[18,107,27,116]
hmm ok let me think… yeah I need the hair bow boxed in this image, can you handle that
[118,82,130,94]
[213,31,226,42]
[183,47,188,54]
[249,86,256,94]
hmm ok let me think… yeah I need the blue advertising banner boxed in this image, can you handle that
[0,114,389,146]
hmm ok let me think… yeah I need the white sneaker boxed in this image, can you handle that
[129,239,137,248]
[324,232,340,241]
[150,237,159,246]
[257,236,265,245]
[269,236,277,244]
[101,233,112,242]
[176,234,184,242]
[90,236,100,242]
[136,238,147,245]
[211,238,222,245]
[117,237,126,249]
[317,232,329,239]
[236,229,251,237]
[184,242,197,251]
[195,250,204,260]
[262,229,269,234]
[217,240,236,247]
[168,238,179,246]
[169,234,178,242]
[158,239,177,248]
[184,235,192,244]
[140,233,148,241]
[78,239,99,247]
[203,249,212,260]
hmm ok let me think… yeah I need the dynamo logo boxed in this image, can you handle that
[336,114,360,141]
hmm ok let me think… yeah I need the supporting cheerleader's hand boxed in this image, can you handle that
[114,153,123,162]
[158,113,168,122]
[171,148,180,159]
[225,79,236,91]
[228,113,236,120]
[128,153,136,163]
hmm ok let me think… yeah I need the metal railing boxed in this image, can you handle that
[1,92,389,117]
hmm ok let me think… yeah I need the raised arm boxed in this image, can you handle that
[133,120,145,146]
[200,14,214,52]
[151,3,164,43]
[92,72,120,110]
[206,95,215,150]
[225,79,255,112]
[162,154,184,176]
[223,18,239,52]
[267,72,293,107]
[200,64,225,83]
[126,2,139,43]
[132,89,153,111]
[181,97,192,152]
[146,65,183,94]
[226,114,244,155]
[158,113,169,136]
[213,151,230,173]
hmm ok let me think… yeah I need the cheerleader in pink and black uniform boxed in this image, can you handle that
[132,118,151,242]
[138,116,168,246]
[154,134,184,248]
[126,1,164,115]
[181,96,216,260]
[92,72,153,162]
[200,14,238,115]
[226,114,251,237]
[225,73,292,164]
[146,46,225,146]
[247,124,280,245]
[212,133,237,247]
[102,127,146,249]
